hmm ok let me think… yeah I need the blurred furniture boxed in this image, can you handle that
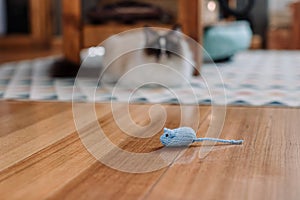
[62,0,203,74]
[267,28,291,49]
[291,1,300,49]
[250,34,262,49]
[267,1,300,49]
[215,0,261,49]
[0,0,52,48]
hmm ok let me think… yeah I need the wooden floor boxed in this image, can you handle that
[0,101,300,199]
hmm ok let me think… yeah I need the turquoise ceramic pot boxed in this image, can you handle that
[203,21,252,61]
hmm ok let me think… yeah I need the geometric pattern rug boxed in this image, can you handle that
[1,50,300,107]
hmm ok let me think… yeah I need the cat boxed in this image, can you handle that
[101,25,194,88]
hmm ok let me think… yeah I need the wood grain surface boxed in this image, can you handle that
[29,0,53,48]
[0,101,300,200]
[291,1,300,49]
[62,0,82,64]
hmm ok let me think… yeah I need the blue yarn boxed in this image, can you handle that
[160,127,243,147]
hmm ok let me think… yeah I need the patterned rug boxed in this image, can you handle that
[1,50,300,107]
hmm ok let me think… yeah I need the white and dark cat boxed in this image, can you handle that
[101,25,194,88]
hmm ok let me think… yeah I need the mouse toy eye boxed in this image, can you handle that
[165,134,169,137]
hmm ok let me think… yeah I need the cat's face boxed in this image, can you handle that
[144,25,182,61]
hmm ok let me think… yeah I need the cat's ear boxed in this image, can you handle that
[172,24,182,32]
[144,26,159,44]
[167,24,182,44]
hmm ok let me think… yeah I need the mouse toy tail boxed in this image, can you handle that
[193,138,244,145]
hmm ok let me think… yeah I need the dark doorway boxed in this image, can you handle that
[6,0,29,34]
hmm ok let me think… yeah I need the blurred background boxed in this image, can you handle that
[0,0,299,105]
[0,0,299,58]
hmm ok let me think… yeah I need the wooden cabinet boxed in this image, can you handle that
[290,1,300,49]
[0,0,53,48]
[267,1,300,50]
[267,28,292,50]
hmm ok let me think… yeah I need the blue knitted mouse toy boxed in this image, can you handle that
[160,127,243,147]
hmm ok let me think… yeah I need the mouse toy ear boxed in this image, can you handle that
[164,128,173,134]
[144,26,159,45]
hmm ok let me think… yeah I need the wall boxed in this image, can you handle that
[0,0,6,35]
[269,0,293,12]
[268,0,294,28]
